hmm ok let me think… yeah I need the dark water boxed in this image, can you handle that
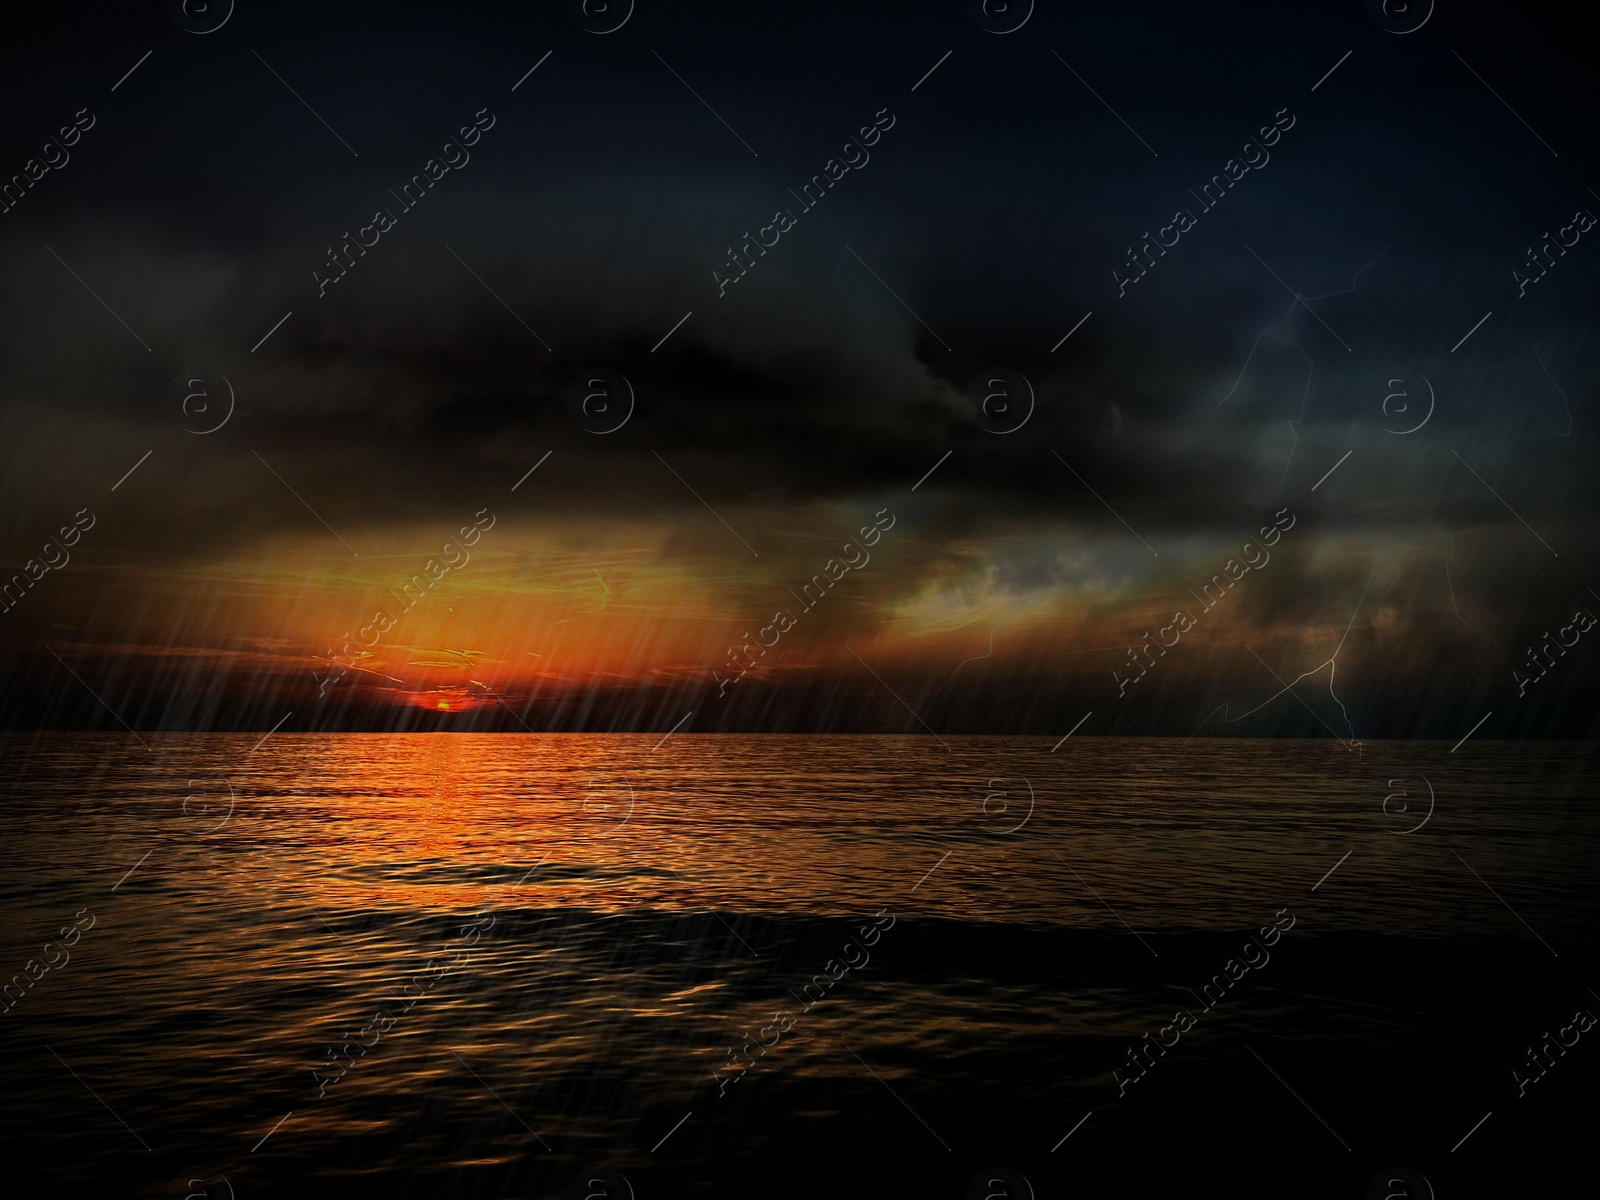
[1,733,1596,1197]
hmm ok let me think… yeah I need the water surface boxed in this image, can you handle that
[2,734,1595,1197]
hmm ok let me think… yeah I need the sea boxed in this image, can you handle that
[0,733,1596,1198]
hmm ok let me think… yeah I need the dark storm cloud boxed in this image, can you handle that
[2,0,1599,735]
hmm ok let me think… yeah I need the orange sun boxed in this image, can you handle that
[436,700,450,711]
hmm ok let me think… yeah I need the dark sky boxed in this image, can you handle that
[1,0,1597,738]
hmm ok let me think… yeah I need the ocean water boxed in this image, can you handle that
[0,733,1596,1198]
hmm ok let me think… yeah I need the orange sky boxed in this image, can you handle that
[11,487,1515,732]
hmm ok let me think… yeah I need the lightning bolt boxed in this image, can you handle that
[1190,564,1377,746]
